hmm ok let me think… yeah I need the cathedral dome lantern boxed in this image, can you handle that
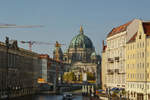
[69,26,94,49]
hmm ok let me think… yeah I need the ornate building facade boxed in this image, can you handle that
[53,26,101,84]
[0,37,42,98]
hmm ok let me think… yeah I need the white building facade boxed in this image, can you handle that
[105,19,140,89]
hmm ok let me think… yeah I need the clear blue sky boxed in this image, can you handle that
[0,0,150,57]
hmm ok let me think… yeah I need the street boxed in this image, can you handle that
[10,94,95,100]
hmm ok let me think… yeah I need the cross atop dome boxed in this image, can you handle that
[80,26,84,34]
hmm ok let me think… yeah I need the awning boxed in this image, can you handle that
[119,88,124,90]
[97,89,104,92]
[111,88,119,91]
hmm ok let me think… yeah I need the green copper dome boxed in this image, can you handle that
[69,26,94,49]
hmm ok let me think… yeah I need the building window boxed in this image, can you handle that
[139,35,141,39]
[137,52,139,58]
[142,52,144,58]
[140,42,141,48]
[147,63,149,68]
[140,63,141,68]
[147,73,149,79]
[137,73,139,79]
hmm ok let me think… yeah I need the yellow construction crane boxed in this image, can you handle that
[20,40,65,51]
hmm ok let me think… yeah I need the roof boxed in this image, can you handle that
[143,22,150,36]
[69,27,94,49]
[107,21,132,38]
[128,32,137,43]
[39,54,49,59]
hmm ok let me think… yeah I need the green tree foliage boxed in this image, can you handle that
[63,72,76,83]
[87,72,95,80]
[79,73,82,81]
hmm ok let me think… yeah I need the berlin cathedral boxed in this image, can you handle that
[53,26,101,84]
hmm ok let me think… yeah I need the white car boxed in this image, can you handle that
[62,93,72,100]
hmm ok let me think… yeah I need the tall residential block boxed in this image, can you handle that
[104,19,140,90]
[126,20,150,100]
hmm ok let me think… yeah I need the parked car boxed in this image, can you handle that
[62,93,72,100]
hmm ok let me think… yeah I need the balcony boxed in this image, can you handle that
[108,58,114,63]
[117,69,125,74]
[118,71,125,74]
[113,68,125,74]
[107,69,114,75]
[115,57,119,62]
[114,69,119,73]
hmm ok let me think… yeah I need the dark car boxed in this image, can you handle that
[62,93,72,100]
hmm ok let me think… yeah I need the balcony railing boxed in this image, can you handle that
[108,58,114,63]
[114,69,119,73]
[115,57,119,62]
[107,69,114,75]
[118,71,125,74]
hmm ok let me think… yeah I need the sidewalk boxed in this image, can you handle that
[96,93,109,100]
[99,96,108,100]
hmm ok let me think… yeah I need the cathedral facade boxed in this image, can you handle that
[53,26,101,83]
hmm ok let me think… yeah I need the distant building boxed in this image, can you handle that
[40,54,70,91]
[55,26,101,84]
[101,40,107,90]
[0,38,41,98]
[39,54,50,83]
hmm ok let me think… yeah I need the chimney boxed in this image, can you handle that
[102,40,104,48]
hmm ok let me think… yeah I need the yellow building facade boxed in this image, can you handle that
[126,20,150,100]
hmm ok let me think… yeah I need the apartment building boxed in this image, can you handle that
[104,19,140,90]
[126,20,150,100]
